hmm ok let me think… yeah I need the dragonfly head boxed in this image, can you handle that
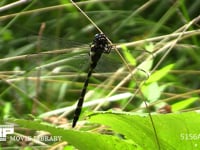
[93,33,112,53]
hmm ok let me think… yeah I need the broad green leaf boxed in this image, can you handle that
[142,82,161,102]
[142,82,170,102]
[146,64,174,84]
[89,111,200,150]
[9,119,141,150]
[172,97,199,111]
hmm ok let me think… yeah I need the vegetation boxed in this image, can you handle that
[0,0,200,149]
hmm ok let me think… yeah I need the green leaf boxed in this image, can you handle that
[142,82,161,102]
[144,42,154,53]
[138,42,154,72]
[142,82,170,102]
[121,44,136,66]
[146,64,174,84]
[3,102,12,119]
[172,97,199,111]
[9,119,140,150]
[89,111,200,150]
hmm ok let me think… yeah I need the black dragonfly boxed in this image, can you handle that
[72,33,112,128]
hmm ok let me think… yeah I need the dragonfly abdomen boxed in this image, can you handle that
[72,66,94,128]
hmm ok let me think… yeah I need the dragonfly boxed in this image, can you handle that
[0,32,151,128]
[72,33,112,128]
